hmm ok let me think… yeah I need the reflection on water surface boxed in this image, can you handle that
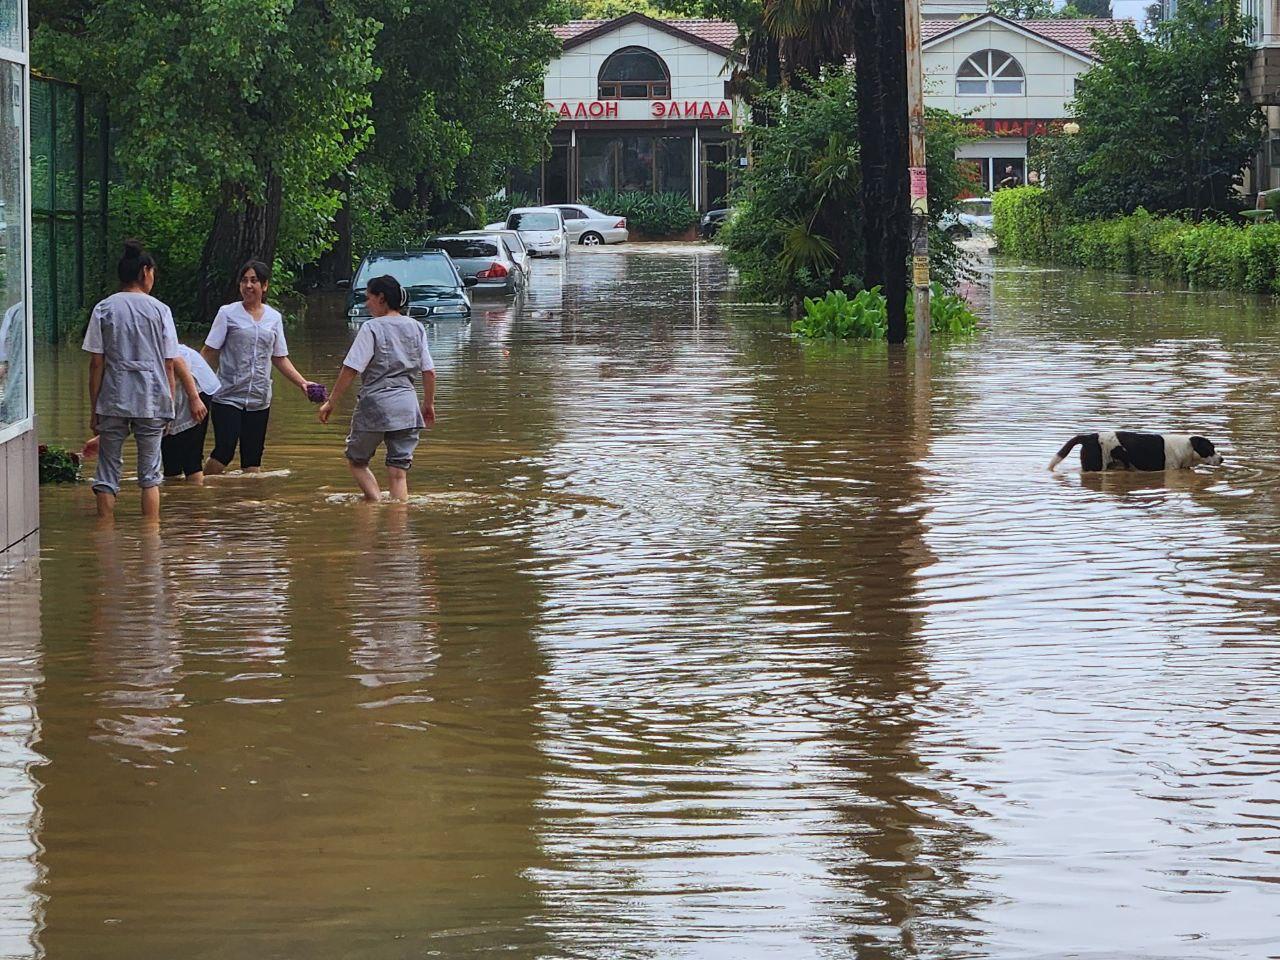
[1,250,1279,957]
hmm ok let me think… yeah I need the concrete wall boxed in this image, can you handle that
[0,428,38,569]
[924,23,1092,121]
[546,22,733,103]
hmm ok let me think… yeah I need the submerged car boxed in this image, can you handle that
[428,234,525,296]
[459,228,531,276]
[485,207,569,258]
[939,197,994,240]
[343,249,475,323]
[700,208,730,240]
[550,204,628,245]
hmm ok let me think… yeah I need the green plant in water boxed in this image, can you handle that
[794,287,887,339]
[794,284,978,340]
[38,444,81,484]
[910,282,980,336]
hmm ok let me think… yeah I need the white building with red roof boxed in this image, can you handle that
[521,11,1126,209]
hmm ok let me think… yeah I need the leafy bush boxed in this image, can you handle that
[38,444,81,484]
[720,69,977,309]
[994,186,1280,293]
[912,283,981,336]
[795,288,888,339]
[580,190,699,236]
[794,284,979,340]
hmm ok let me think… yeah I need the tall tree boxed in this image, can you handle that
[1044,0,1261,218]
[34,0,378,320]
[851,0,909,343]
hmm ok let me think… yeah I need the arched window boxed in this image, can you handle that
[956,50,1025,96]
[598,47,670,100]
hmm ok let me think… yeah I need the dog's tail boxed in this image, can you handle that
[1049,434,1091,471]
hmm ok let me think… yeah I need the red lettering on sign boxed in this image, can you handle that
[717,101,731,118]
[684,101,698,117]
[588,101,604,118]
[653,101,667,118]
[559,103,572,118]
[699,102,713,118]
[606,101,618,117]
[574,103,588,118]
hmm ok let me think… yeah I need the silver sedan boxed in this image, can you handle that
[552,205,629,246]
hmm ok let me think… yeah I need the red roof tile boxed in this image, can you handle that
[922,16,1128,58]
[552,14,1126,61]
[554,17,739,51]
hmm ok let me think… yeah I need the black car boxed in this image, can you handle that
[700,208,730,240]
[342,249,475,324]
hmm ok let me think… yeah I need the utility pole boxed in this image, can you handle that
[905,0,930,351]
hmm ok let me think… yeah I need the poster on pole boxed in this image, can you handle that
[912,256,930,287]
[910,166,928,215]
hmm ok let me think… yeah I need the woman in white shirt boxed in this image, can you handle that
[200,259,312,474]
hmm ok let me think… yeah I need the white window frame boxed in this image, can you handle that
[0,30,31,448]
[955,49,1026,97]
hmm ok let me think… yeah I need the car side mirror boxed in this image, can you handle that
[463,277,479,287]
[336,278,351,289]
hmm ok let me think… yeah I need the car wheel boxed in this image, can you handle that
[579,232,604,246]
[946,224,971,240]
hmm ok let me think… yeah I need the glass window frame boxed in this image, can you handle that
[955,49,1026,98]
[597,46,671,101]
[0,39,31,445]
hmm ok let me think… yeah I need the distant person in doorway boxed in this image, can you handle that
[1027,169,1041,187]
[998,165,1022,190]
[82,240,180,521]
[318,275,436,502]
[201,259,314,475]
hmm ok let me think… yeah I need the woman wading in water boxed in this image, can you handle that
[318,275,435,501]
[201,260,315,474]
[81,240,181,520]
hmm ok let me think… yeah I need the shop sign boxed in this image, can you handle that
[966,118,1062,138]
[545,100,733,121]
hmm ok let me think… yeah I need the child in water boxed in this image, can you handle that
[318,275,435,501]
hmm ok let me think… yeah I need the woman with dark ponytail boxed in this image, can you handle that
[200,259,317,474]
[81,240,181,520]
[318,274,436,501]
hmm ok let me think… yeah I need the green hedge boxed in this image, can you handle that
[992,186,1280,294]
[580,191,699,236]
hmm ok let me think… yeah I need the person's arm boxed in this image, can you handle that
[421,370,436,428]
[88,353,104,434]
[272,354,311,394]
[201,307,228,370]
[165,359,177,408]
[174,356,207,422]
[317,366,360,424]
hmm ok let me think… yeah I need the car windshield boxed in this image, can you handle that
[355,253,457,290]
[433,239,499,259]
[508,212,559,231]
[960,199,992,216]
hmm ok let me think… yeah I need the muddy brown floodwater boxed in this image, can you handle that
[3,247,1280,958]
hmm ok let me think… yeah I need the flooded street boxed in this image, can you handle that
[4,246,1280,957]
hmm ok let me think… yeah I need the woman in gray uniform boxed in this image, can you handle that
[318,275,435,502]
[81,240,180,520]
[201,259,313,475]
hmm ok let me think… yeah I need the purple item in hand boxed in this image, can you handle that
[306,382,328,404]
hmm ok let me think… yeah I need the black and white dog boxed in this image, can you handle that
[1049,431,1223,472]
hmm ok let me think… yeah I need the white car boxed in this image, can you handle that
[551,204,629,245]
[460,228,531,276]
[939,197,994,240]
[485,207,569,258]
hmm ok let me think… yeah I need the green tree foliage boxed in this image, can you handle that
[1042,2,1261,219]
[1070,0,1113,16]
[33,0,378,318]
[987,0,1055,18]
[719,70,975,308]
[561,0,679,16]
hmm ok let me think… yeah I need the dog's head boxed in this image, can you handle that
[1190,436,1224,466]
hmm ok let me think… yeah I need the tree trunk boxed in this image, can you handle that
[197,172,284,322]
[852,0,911,344]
